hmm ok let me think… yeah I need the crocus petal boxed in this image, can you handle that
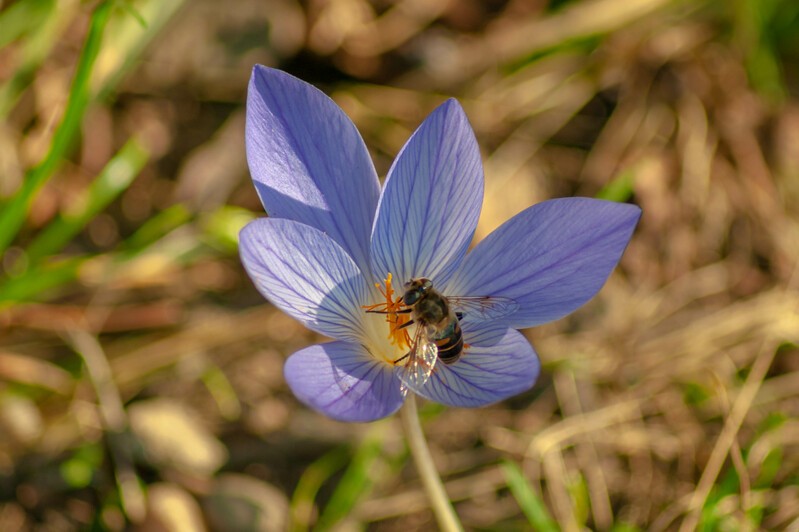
[415,327,539,407]
[446,198,641,329]
[370,99,483,287]
[285,341,405,422]
[239,218,371,342]
[246,65,380,270]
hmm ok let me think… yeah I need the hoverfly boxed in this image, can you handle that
[366,277,518,395]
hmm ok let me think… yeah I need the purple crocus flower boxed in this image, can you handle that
[239,66,641,423]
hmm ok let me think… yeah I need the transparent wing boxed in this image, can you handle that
[396,326,439,396]
[447,295,519,321]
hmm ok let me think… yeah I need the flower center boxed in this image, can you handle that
[362,273,412,353]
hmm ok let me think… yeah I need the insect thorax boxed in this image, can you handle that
[413,292,449,325]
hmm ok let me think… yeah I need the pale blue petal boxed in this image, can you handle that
[445,198,641,329]
[370,99,483,287]
[415,327,539,407]
[239,218,370,342]
[284,341,405,422]
[246,65,380,271]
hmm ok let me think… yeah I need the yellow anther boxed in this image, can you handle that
[362,273,412,351]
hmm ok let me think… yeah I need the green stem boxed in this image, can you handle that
[400,395,463,532]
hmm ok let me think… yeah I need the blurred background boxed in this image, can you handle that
[1,0,799,530]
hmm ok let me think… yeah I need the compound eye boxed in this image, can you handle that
[422,279,433,291]
[403,291,419,305]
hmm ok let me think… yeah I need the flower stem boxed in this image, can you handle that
[400,395,464,532]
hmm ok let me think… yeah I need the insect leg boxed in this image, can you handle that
[397,319,416,330]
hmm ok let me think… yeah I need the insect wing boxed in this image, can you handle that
[397,328,438,396]
[447,295,519,321]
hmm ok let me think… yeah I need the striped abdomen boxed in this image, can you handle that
[433,317,463,364]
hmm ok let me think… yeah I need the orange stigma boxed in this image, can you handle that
[362,273,412,351]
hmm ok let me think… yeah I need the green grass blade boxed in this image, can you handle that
[0,202,190,305]
[0,0,55,49]
[731,0,789,104]
[0,257,84,304]
[24,138,148,264]
[289,447,350,532]
[611,523,642,532]
[200,364,241,421]
[0,2,76,119]
[595,169,635,202]
[500,460,559,532]
[120,204,192,254]
[0,1,112,256]
[93,0,186,99]
[0,203,189,306]
[315,433,384,530]
[26,135,149,264]
[201,206,255,254]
